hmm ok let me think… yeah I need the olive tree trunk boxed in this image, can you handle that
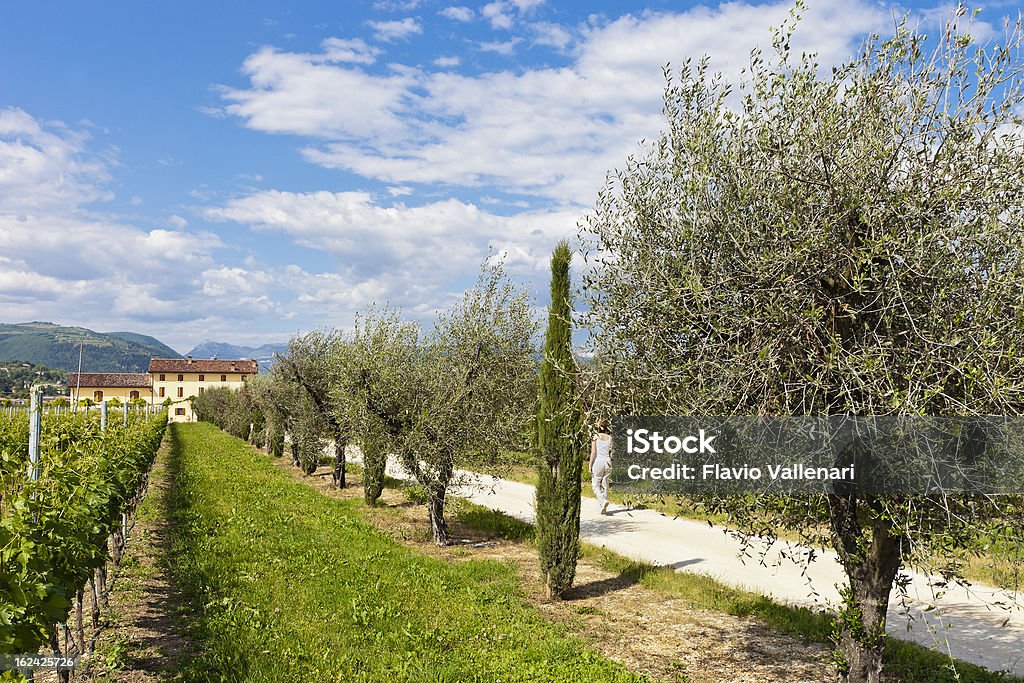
[363,442,386,505]
[427,485,451,546]
[333,433,346,488]
[830,494,904,683]
[425,455,455,546]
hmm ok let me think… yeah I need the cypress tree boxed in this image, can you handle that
[535,239,585,599]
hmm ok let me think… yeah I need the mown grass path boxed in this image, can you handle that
[163,422,647,683]
[87,425,193,682]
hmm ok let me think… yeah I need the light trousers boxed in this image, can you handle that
[591,457,611,509]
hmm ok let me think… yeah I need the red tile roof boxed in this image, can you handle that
[148,358,259,374]
[70,373,153,388]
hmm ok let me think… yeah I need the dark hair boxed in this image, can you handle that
[596,419,610,434]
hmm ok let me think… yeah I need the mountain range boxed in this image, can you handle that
[0,322,181,373]
[184,340,287,370]
[0,322,288,374]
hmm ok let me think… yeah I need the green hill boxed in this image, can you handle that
[0,322,181,373]
[105,331,180,358]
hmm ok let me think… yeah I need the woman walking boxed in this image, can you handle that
[589,419,613,514]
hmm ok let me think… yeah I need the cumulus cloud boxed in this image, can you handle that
[5,2,911,347]
[440,6,474,22]
[478,38,521,55]
[0,107,111,212]
[205,190,576,275]
[374,0,421,10]
[480,0,544,29]
[434,55,461,67]
[0,109,283,344]
[367,17,423,42]
[530,21,572,49]
[0,108,454,348]
[219,45,416,139]
[218,0,890,207]
[320,37,382,64]
[482,2,515,30]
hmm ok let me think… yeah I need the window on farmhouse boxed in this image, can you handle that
[159,373,165,381]
[199,374,205,381]
[94,390,103,402]
[130,391,140,400]
[198,387,205,395]
[175,407,185,416]
[177,374,184,382]
[159,387,165,397]
[220,374,227,382]
[177,387,183,398]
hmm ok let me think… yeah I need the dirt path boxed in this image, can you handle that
[275,457,835,683]
[85,436,193,682]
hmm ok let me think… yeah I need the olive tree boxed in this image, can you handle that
[262,360,317,471]
[191,379,268,446]
[247,369,288,457]
[341,308,421,506]
[279,331,353,486]
[349,261,537,545]
[581,11,1024,682]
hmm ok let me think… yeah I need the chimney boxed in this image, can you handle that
[187,356,193,364]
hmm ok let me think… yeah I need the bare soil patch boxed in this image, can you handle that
[275,456,836,683]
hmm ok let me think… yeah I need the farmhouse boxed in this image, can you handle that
[69,357,259,422]
[70,372,153,405]
[149,357,259,422]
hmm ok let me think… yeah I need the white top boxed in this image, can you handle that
[594,434,612,461]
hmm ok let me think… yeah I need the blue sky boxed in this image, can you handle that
[0,0,1010,352]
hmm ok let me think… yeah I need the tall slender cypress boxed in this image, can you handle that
[535,240,584,599]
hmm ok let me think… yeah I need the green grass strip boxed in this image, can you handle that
[164,423,647,683]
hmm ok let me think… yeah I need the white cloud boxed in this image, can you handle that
[0,109,271,341]
[219,0,890,208]
[481,0,544,29]
[219,46,416,139]
[0,112,472,349]
[0,107,111,212]
[367,17,423,42]
[479,38,521,55]
[440,6,474,22]
[434,55,461,67]
[320,37,382,64]
[530,21,572,49]
[482,2,514,29]
[374,0,421,10]
[196,105,227,118]
[203,190,580,294]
